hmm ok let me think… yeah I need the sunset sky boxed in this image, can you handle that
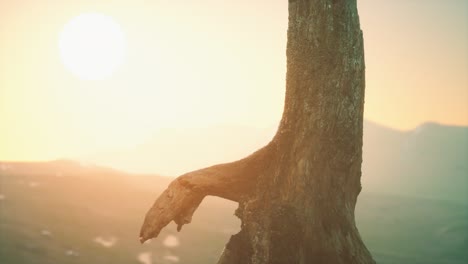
[1,0,467,163]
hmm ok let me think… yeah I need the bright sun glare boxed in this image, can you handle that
[59,13,126,80]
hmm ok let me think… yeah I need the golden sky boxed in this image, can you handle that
[1,0,467,162]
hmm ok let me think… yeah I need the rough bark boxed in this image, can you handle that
[140,0,375,263]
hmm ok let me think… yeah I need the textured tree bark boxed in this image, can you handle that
[140,0,375,263]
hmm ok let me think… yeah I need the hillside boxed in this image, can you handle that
[0,160,467,264]
[0,161,238,264]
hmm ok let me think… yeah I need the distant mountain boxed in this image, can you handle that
[86,121,468,203]
[362,121,468,203]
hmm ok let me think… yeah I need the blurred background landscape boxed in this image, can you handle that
[1,0,467,263]
[1,121,467,264]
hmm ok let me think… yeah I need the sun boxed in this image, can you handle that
[59,13,126,80]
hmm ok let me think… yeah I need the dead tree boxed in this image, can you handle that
[140,0,375,263]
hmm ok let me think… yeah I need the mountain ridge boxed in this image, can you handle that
[3,120,466,203]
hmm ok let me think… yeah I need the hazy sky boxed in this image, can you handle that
[1,0,467,161]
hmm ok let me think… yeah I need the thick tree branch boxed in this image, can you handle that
[139,143,275,243]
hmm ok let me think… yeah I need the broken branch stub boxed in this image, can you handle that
[139,144,274,243]
[139,179,204,243]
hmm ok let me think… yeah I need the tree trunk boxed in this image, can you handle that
[140,0,375,263]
